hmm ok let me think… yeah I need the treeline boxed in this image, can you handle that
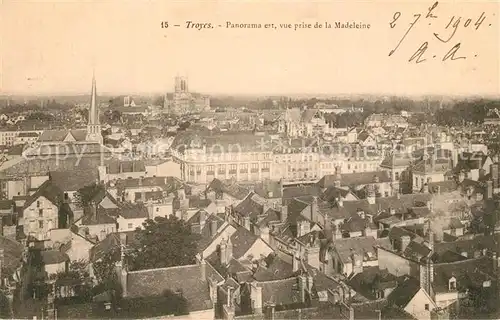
[435,99,500,126]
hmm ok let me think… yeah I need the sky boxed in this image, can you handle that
[1,0,499,96]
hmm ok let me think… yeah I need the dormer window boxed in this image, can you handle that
[449,277,457,290]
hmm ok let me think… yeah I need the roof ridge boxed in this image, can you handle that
[129,263,199,274]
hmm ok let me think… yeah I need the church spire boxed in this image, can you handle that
[86,73,103,144]
[89,72,98,125]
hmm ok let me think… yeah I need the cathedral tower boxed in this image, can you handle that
[85,74,103,144]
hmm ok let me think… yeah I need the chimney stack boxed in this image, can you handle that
[337,198,344,208]
[311,196,318,221]
[487,180,493,199]
[210,219,218,237]
[401,235,411,252]
[292,252,299,272]
[280,204,288,222]
[220,239,228,265]
[0,249,4,287]
[199,210,207,230]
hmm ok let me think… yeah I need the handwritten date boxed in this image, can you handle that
[388,1,490,64]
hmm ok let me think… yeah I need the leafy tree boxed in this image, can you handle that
[74,183,105,208]
[0,291,12,319]
[126,216,200,271]
[93,246,120,286]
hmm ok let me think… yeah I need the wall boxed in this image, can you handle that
[147,161,182,179]
[23,195,59,240]
[65,233,94,262]
[6,180,25,199]
[31,176,49,189]
[404,288,434,320]
[377,247,418,277]
[148,201,173,219]
[202,224,238,258]
[117,216,147,232]
[77,222,116,242]
[45,262,66,276]
[240,238,274,261]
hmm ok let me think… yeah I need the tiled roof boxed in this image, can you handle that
[81,206,117,226]
[283,185,322,199]
[252,254,295,281]
[258,278,302,306]
[229,224,260,259]
[412,158,451,174]
[126,265,212,312]
[331,236,379,264]
[254,180,282,199]
[38,129,86,142]
[41,250,69,265]
[119,203,149,219]
[23,142,112,158]
[49,168,99,192]
[233,193,265,218]
[23,180,64,210]
[0,200,14,211]
[0,156,107,179]
[433,257,494,293]
[207,178,250,200]
[0,235,23,276]
[321,187,354,202]
[387,276,422,308]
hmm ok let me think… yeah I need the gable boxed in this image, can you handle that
[63,132,76,142]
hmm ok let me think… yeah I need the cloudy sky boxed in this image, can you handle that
[1,0,498,96]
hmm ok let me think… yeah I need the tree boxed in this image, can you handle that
[126,216,201,271]
[74,183,105,208]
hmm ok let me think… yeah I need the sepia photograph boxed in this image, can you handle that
[0,0,499,319]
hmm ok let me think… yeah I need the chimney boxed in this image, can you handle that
[200,256,206,281]
[422,183,429,193]
[243,216,251,231]
[311,196,318,221]
[427,200,433,212]
[337,198,344,208]
[280,204,288,222]
[486,180,493,199]
[307,274,314,292]
[226,238,233,263]
[367,184,376,205]
[298,275,307,303]
[0,249,3,287]
[199,210,207,230]
[251,283,263,314]
[493,252,498,274]
[389,207,396,215]
[292,252,299,272]
[220,240,228,265]
[401,235,411,252]
[210,219,218,237]
[335,165,342,180]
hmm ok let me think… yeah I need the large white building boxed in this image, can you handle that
[170,132,384,184]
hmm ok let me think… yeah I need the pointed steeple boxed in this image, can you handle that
[86,72,103,144]
[89,72,98,125]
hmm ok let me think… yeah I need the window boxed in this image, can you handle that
[229,164,237,173]
[156,207,160,212]
[218,164,226,174]
[251,163,259,173]
[38,221,43,228]
[262,163,270,172]
[39,209,43,217]
[207,165,215,175]
[37,201,40,208]
[449,278,457,290]
[128,223,133,229]
[425,304,429,311]
[240,163,248,173]
[395,172,400,181]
